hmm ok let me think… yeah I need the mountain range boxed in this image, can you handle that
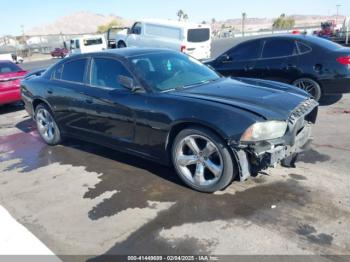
[26,11,346,36]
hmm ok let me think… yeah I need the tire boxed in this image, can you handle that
[117,41,126,48]
[172,127,237,193]
[292,78,322,101]
[35,104,62,145]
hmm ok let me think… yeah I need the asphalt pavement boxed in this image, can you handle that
[1,39,350,260]
[20,38,247,73]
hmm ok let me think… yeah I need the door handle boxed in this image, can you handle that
[85,98,93,104]
[244,66,254,71]
[282,64,297,70]
[47,90,53,94]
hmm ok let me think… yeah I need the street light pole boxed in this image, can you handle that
[336,4,342,25]
[242,12,246,37]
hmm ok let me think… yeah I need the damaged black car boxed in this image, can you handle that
[21,49,318,193]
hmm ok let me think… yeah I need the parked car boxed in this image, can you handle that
[21,49,318,193]
[69,35,107,55]
[50,48,69,58]
[0,61,27,105]
[0,53,24,64]
[115,19,211,60]
[206,34,350,101]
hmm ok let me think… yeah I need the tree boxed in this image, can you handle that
[272,14,295,30]
[177,9,189,21]
[97,19,122,33]
[211,18,216,24]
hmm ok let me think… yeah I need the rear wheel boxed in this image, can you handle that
[35,104,61,145]
[172,127,237,193]
[292,78,322,101]
[117,41,126,48]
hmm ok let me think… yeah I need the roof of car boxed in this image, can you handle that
[139,18,210,29]
[87,48,177,58]
[236,33,336,43]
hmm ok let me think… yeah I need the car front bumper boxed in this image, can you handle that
[234,123,313,181]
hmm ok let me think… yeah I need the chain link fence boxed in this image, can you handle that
[0,33,103,57]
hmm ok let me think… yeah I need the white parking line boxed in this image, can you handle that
[0,205,59,258]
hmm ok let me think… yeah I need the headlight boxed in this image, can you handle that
[241,121,288,142]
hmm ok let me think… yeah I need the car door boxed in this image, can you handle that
[212,39,263,78]
[255,38,300,83]
[127,22,143,47]
[47,57,90,133]
[72,56,151,150]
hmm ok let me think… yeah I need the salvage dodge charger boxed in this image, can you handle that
[21,49,318,192]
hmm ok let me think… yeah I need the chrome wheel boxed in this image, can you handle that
[36,108,58,143]
[174,135,223,187]
[293,78,322,101]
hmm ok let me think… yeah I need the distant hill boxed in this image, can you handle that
[211,14,346,31]
[27,11,130,35]
[26,12,346,36]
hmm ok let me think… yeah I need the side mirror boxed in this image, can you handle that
[118,75,141,92]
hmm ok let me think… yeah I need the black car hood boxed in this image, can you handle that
[172,77,310,120]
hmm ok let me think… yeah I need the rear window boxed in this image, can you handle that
[306,36,343,50]
[61,59,87,83]
[84,38,103,46]
[0,62,20,73]
[187,28,210,43]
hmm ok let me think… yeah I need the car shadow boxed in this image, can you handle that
[61,137,184,187]
[0,102,24,114]
[319,94,343,106]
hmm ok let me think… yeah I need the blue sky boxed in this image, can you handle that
[1,0,348,35]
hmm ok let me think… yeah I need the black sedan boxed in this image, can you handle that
[206,34,350,101]
[21,49,318,193]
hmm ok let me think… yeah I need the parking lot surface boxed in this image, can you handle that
[1,43,350,259]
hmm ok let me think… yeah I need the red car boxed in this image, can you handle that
[50,48,68,58]
[0,61,27,105]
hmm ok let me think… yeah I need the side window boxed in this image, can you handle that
[75,40,80,49]
[131,22,142,35]
[262,39,298,59]
[90,58,132,89]
[52,64,63,80]
[228,40,262,61]
[297,41,312,54]
[61,59,87,83]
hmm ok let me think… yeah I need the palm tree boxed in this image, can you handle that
[177,10,184,21]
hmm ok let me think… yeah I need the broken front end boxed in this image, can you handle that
[231,99,319,181]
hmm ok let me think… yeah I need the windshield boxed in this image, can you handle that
[0,62,21,74]
[130,52,220,92]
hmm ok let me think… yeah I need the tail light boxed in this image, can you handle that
[180,45,186,53]
[336,56,350,65]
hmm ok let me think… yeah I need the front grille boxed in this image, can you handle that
[289,99,319,125]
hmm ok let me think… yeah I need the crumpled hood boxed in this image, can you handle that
[172,77,310,120]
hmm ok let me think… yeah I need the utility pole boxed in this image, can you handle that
[336,4,341,25]
[242,12,246,37]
